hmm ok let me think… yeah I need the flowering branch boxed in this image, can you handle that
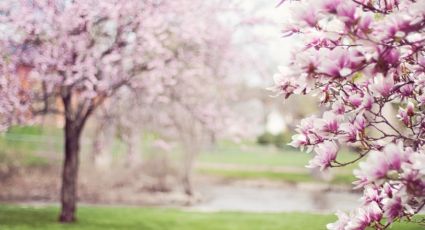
[273,0,425,229]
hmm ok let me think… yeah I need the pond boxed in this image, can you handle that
[190,184,360,213]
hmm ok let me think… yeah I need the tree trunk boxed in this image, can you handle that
[124,131,141,167]
[59,119,82,223]
[182,147,195,196]
[182,168,193,196]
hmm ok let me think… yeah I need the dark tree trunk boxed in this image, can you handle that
[182,175,193,196]
[182,149,195,197]
[59,118,83,223]
[57,88,99,223]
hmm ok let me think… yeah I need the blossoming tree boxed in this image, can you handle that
[91,0,249,195]
[0,0,183,222]
[1,0,250,223]
[273,0,425,229]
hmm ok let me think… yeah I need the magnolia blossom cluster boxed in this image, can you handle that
[329,143,425,229]
[274,0,425,229]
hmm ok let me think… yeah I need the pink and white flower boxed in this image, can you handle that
[370,73,394,97]
[275,0,425,228]
[326,210,350,230]
[307,140,338,170]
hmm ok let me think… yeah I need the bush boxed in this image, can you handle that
[257,132,293,148]
[274,132,292,149]
[257,132,275,145]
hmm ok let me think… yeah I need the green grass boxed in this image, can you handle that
[200,144,359,169]
[0,205,422,230]
[200,146,309,167]
[0,125,63,155]
[0,125,360,185]
[6,126,44,135]
[198,143,359,184]
[198,168,356,185]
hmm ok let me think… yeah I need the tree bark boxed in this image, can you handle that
[59,118,83,223]
[182,146,196,196]
[182,174,193,196]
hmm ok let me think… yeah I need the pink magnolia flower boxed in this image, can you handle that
[370,73,394,97]
[294,3,320,27]
[319,0,343,13]
[332,101,345,115]
[357,13,373,35]
[327,210,350,230]
[289,134,308,149]
[307,140,338,170]
[360,94,373,111]
[376,15,411,42]
[339,123,358,143]
[354,115,367,132]
[399,83,414,97]
[383,183,394,198]
[384,143,412,171]
[346,202,382,230]
[272,75,298,98]
[348,94,363,107]
[381,48,400,67]
[296,116,317,135]
[318,48,364,77]
[365,202,383,222]
[397,107,410,126]
[291,116,324,150]
[382,195,406,223]
[354,143,412,184]
[361,186,381,205]
[272,67,305,98]
[319,111,340,133]
[354,151,389,185]
[336,1,357,24]
[406,101,415,116]
[400,166,425,195]
[297,49,321,73]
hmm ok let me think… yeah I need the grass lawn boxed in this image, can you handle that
[200,144,359,170]
[0,126,360,185]
[0,205,422,230]
[198,144,358,184]
[197,168,356,185]
[200,146,312,167]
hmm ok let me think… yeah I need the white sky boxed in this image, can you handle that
[236,0,296,87]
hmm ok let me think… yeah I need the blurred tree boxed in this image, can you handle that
[91,0,260,195]
[0,0,262,221]
[0,0,217,222]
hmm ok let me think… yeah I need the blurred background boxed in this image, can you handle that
[0,1,397,229]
